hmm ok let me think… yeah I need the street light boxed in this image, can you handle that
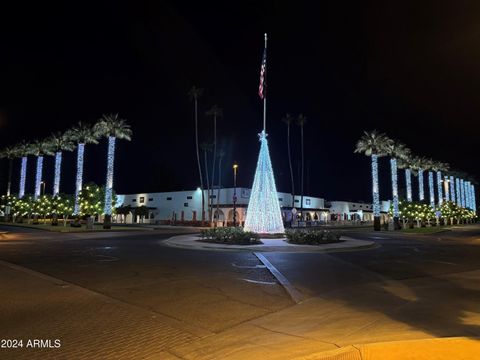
[233,163,238,227]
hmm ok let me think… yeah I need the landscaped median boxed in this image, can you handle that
[163,228,375,253]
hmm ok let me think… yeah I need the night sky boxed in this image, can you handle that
[0,1,479,202]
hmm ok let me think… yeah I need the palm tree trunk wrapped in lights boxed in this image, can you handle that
[472,185,477,213]
[405,169,413,202]
[34,156,44,200]
[19,156,27,198]
[53,152,62,196]
[66,122,100,217]
[30,139,54,200]
[244,131,284,234]
[390,160,399,219]
[371,154,381,224]
[355,130,391,231]
[104,136,115,218]
[450,176,456,205]
[456,178,461,206]
[460,179,465,208]
[418,169,425,201]
[94,114,132,229]
[387,141,409,230]
[428,171,435,208]
[444,176,450,202]
[48,131,74,197]
[436,171,443,206]
[73,143,85,215]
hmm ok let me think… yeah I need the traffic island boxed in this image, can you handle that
[163,234,376,253]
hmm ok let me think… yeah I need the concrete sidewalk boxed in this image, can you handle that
[163,234,376,253]
[169,268,480,359]
[0,260,205,359]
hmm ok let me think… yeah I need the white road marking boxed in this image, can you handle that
[254,252,304,304]
[240,278,276,285]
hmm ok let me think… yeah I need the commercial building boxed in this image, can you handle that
[116,188,391,226]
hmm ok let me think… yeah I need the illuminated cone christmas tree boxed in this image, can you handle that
[244,33,284,234]
[244,131,284,233]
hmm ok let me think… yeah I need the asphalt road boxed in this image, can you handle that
[1,223,480,351]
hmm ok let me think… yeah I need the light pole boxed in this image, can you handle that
[233,163,238,227]
[41,181,46,196]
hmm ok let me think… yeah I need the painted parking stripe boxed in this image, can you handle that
[254,252,304,304]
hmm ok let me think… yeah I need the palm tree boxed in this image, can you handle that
[216,149,225,225]
[206,105,222,223]
[48,131,75,196]
[200,142,213,223]
[355,130,391,231]
[282,113,295,209]
[386,140,409,230]
[188,86,205,224]
[94,114,132,229]
[30,139,54,200]
[66,122,100,215]
[432,161,449,206]
[411,156,426,201]
[423,158,436,208]
[397,152,413,202]
[15,141,31,199]
[297,114,307,219]
[0,146,18,196]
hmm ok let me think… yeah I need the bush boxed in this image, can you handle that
[285,229,342,245]
[200,227,261,245]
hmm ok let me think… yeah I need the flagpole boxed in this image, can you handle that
[263,33,267,133]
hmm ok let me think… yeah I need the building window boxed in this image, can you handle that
[132,199,136,202]
[278,198,283,201]
[360,205,363,208]
[184,202,188,207]
[187,196,192,200]
[210,195,216,199]
[148,198,153,201]
[139,197,145,204]
[306,199,311,205]
[352,204,356,207]
[167,197,172,201]
[295,199,299,203]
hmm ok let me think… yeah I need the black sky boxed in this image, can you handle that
[0,1,479,202]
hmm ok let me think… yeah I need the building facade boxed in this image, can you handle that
[116,188,328,225]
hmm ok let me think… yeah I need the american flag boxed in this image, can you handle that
[258,48,267,99]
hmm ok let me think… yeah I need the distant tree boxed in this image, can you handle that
[116,204,132,224]
[297,114,307,219]
[134,205,150,223]
[281,114,295,208]
[188,86,205,224]
[206,105,223,224]
[79,183,117,221]
[200,142,213,223]
[0,146,18,196]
